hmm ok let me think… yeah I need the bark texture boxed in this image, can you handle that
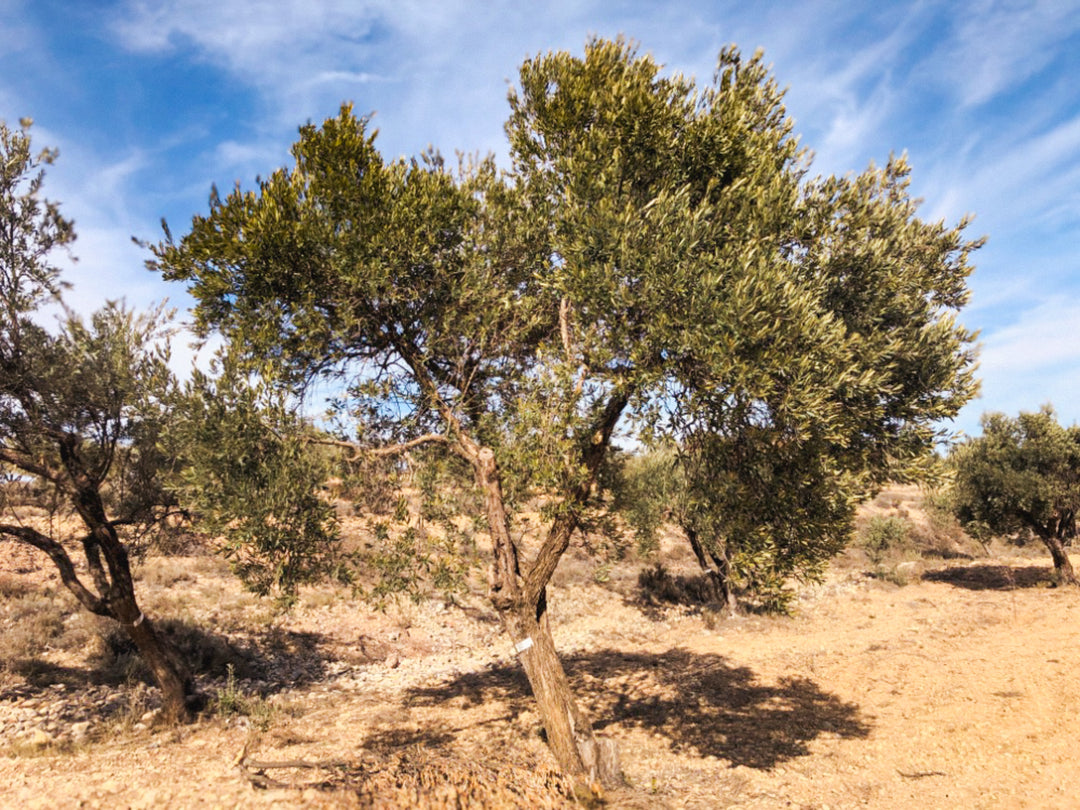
[470,438,623,790]
[1038,533,1079,586]
[1,460,199,723]
[685,525,737,612]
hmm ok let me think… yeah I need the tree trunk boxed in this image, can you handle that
[69,479,201,722]
[685,525,737,613]
[1039,532,1079,586]
[472,445,621,791]
[502,592,621,790]
[124,614,199,723]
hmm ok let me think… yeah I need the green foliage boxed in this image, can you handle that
[608,446,682,557]
[950,406,1080,545]
[169,356,346,605]
[0,118,74,325]
[210,663,274,729]
[859,516,912,565]
[361,518,474,607]
[1,118,183,552]
[150,38,980,604]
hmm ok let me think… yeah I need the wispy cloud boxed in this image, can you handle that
[940,0,1080,108]
[980,297,1080,376]
[964,294,1080,428]
[4,0,1078,435]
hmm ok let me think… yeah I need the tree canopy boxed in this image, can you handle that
[151,38,981,785]
[950,406,1080,585]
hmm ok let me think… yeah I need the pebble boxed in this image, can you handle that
[0,682,156,747]
[26,728,53,747]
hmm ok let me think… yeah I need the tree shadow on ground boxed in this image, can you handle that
[404,647,870,770]
[923,563,1054,591]
[361,722,459,753]
[4,622,334,699]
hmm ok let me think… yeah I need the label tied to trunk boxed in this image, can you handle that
[513,637,534,654]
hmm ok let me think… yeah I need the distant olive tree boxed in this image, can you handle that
[614,430,865,614]
[152,39,980,786]
[950,406,1080,585]
[0,119,200,722]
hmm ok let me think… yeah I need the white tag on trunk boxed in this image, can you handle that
[513,637,534,654]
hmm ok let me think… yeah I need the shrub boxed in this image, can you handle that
[860,516,912,565]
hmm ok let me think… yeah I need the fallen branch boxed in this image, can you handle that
[897,770,948,779]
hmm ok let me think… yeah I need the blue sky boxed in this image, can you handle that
[2,0,1079,438]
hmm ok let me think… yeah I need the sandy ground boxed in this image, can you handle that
[2,494,1079,808]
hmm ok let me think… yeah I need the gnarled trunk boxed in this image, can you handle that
[1039,532,1078,586]
[124,614,198,723]
[66,474,201,722]
[473,445,622,791]
[501,591,621,788]
[685,525,737,612]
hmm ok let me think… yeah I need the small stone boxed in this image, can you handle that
[26,728,53,747]
[70,721,91,739]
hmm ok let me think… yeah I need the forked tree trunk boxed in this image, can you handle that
[10,518,200,722]
[472,445,621,792]
[685,525,737,612]
[70,482,200,722]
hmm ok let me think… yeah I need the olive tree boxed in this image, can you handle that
[151,39,979,785]
[615,433,864,614]
[950,406,1080,585]
[0,120,199,721]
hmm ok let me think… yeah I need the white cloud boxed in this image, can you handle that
[952,294,1080,433]
[980,297,1080,376]
[945,0,1080,108]
[924,112,1080,233]
[305,70,383,87]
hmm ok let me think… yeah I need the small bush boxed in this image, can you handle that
[914,490,981,558]
[859,516,912,564]
[210,663,274,730]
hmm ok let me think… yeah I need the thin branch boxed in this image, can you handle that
[0,445,64,484]
[558,297,589,395]
[559,296,574,362]
[300,432,451,461]
[388,334,479,464]
[523,388,630,605]
[0,522,107,614]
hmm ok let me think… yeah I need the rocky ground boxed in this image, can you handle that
[2,488,1079,808]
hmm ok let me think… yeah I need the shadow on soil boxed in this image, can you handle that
[404,647,871,770]
[5,622,333,698]
[923,563,1054,590]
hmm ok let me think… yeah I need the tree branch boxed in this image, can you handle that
[300,432,451,461]
[523,389,629,606]
[0,445,64,484]
[0,523,107,614]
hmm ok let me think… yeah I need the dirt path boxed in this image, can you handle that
[2,544,1078,808]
